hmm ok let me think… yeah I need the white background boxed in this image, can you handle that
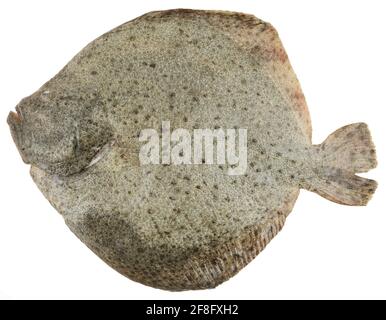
[0,0,385,300]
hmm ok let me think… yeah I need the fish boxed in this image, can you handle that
[7,9,377,291]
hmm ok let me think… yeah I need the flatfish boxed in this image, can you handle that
[7,9,377,291]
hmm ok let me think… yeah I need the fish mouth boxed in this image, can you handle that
[7,105,23,125]
[7,105,30,164]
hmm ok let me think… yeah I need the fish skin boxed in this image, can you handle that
[8,9,377,290]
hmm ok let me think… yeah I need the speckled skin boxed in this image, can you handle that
[7,9,377,290]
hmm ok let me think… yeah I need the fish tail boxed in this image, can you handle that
[309,123,377,206]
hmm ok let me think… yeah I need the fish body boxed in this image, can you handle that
[7,9,377,290]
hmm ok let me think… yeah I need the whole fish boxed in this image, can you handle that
[7,9,377,291]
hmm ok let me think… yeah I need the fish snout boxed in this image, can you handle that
[7,106,30,164]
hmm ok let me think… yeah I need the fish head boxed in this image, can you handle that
[7,90,113,176]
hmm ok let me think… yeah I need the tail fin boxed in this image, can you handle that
[311,123,377,206]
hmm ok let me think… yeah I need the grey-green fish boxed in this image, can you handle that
[7,9,377,291]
